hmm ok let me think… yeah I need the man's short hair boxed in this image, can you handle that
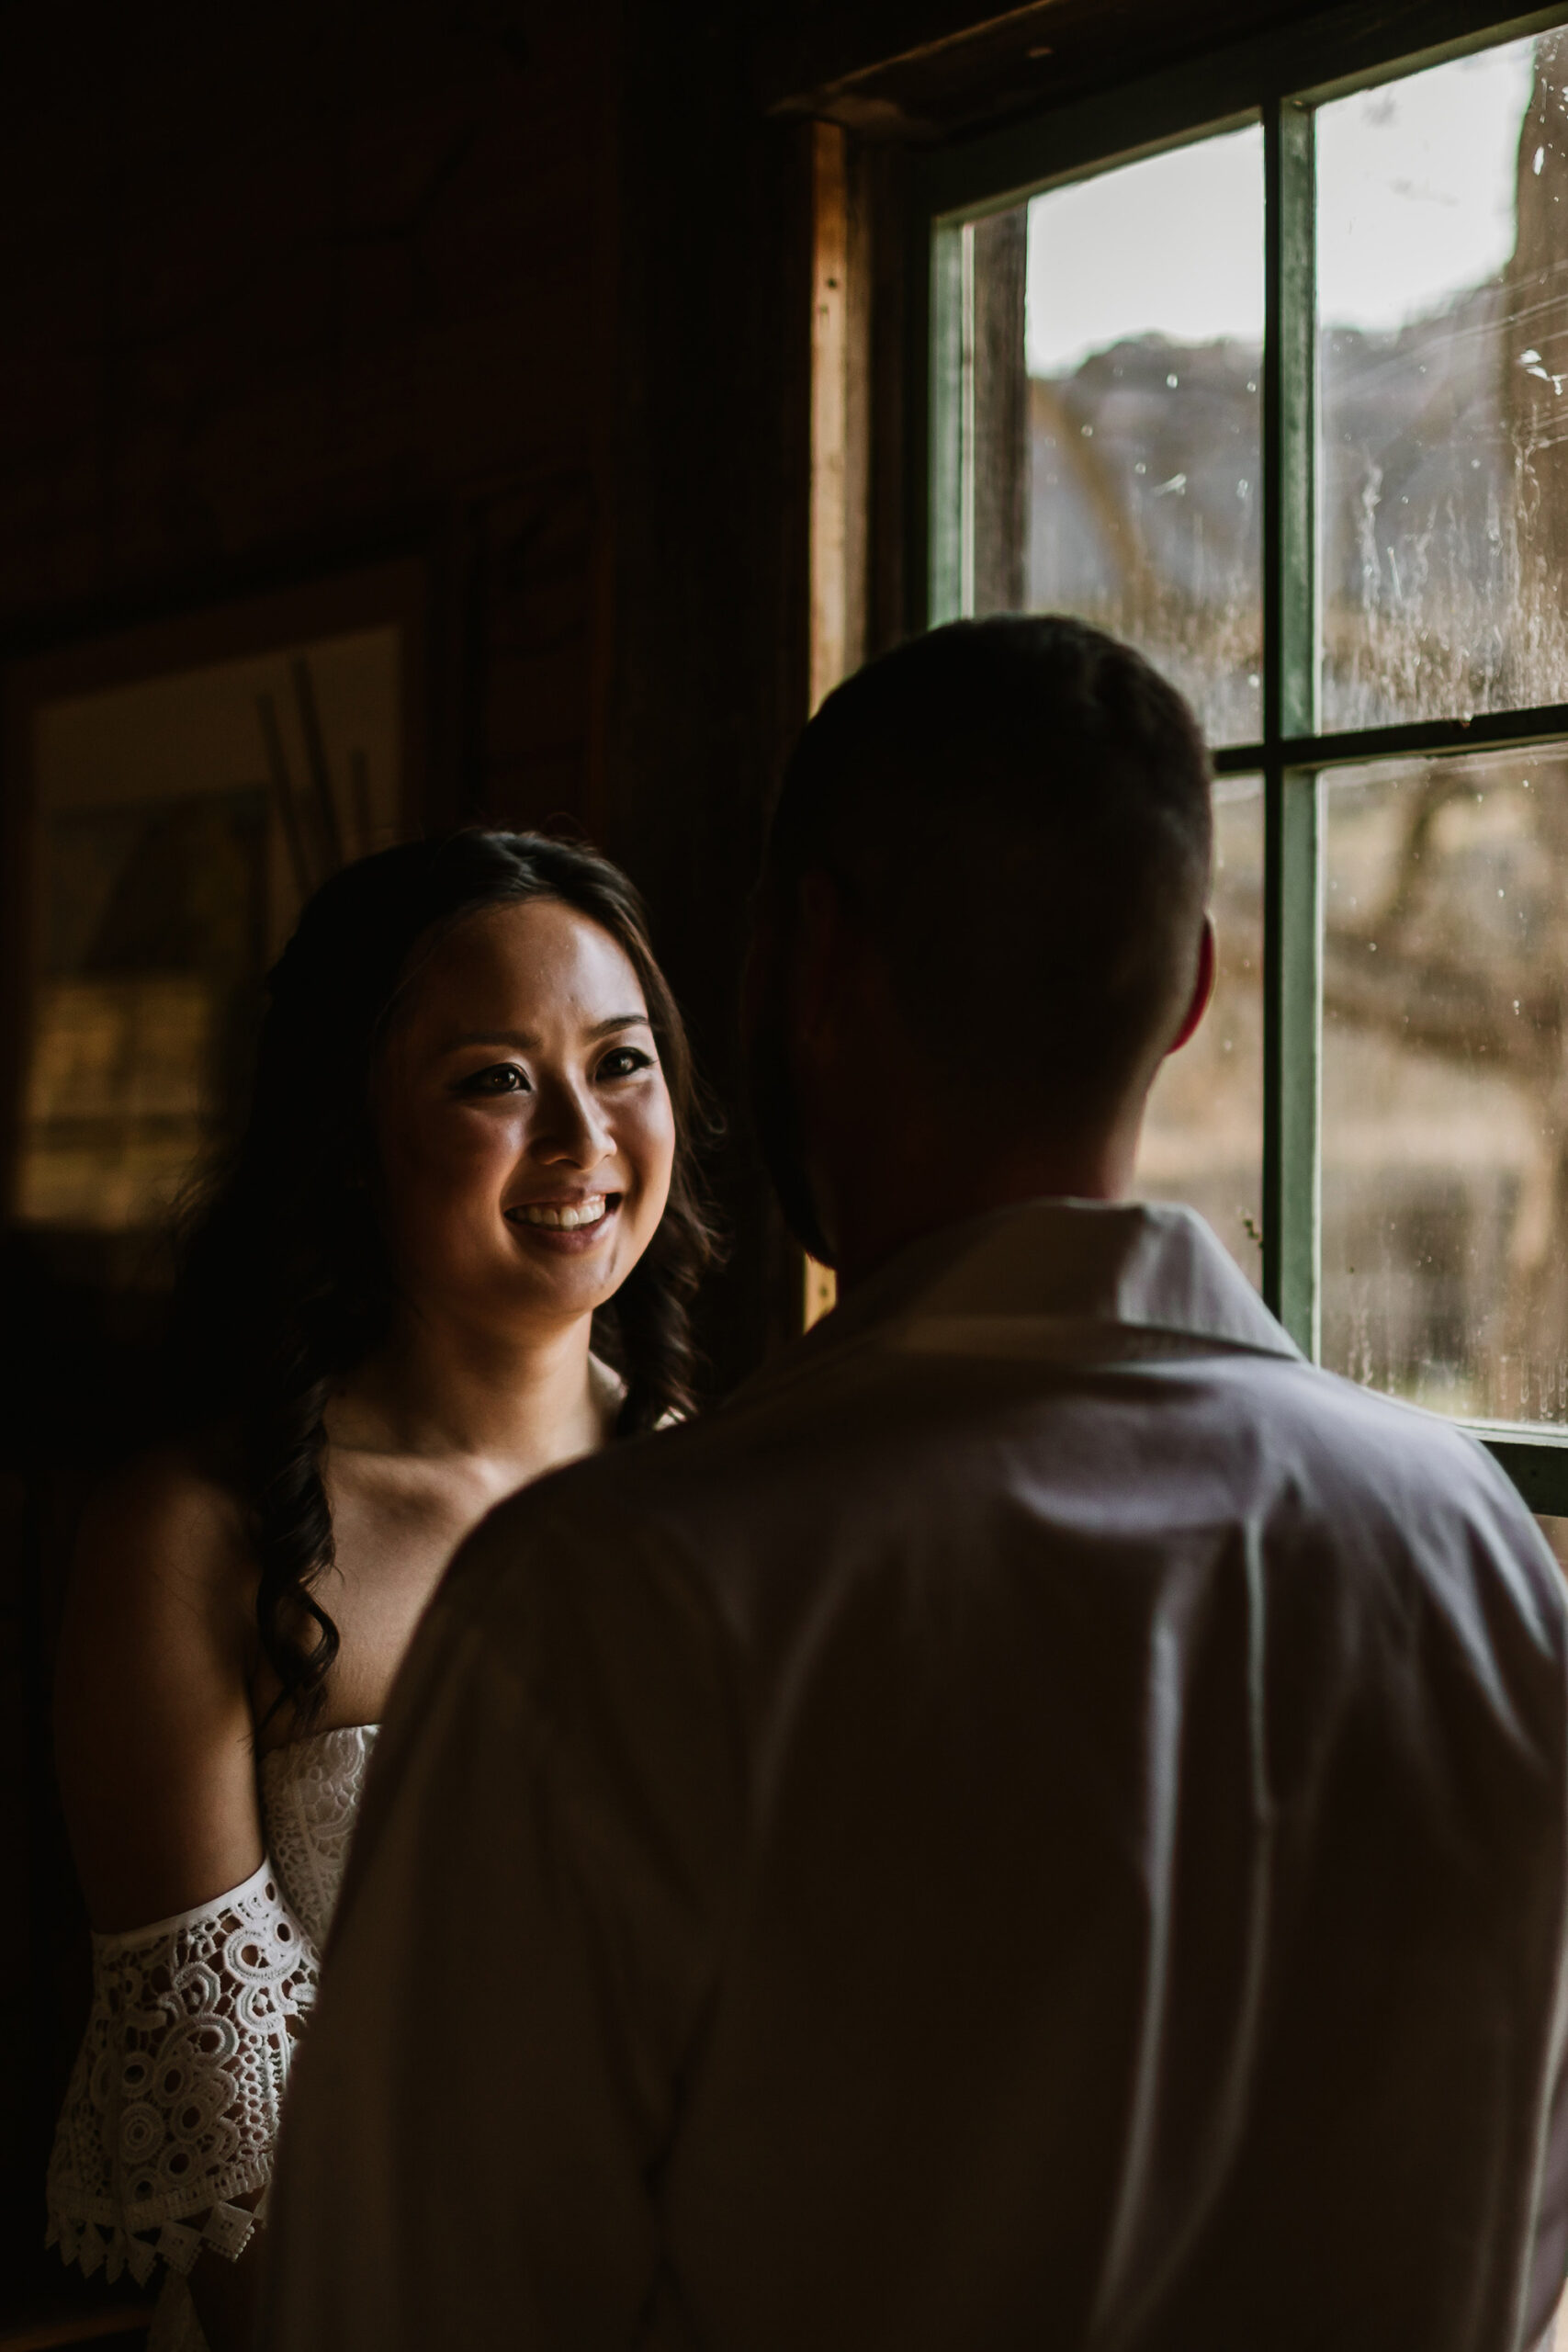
[764,616,1213,1119]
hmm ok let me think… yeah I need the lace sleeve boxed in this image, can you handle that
[46,1861,319,2286]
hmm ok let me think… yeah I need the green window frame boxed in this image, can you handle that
[911,0,1568,1512]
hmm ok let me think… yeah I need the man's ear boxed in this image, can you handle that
[1166,915,1216,1057]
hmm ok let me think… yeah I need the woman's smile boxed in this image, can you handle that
[505,1191,621,1250]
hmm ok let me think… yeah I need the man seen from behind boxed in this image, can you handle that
[265,617,1568,2352]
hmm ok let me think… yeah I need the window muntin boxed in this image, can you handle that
[928,12,1568,1504]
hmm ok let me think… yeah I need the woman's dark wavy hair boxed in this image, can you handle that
[166,830,718,1731]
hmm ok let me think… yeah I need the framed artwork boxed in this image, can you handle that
[2,563,425,1269]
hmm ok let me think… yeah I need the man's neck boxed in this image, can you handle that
[819,1119,1144,1295]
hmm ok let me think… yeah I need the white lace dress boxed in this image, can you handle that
[46,1724,379,2352]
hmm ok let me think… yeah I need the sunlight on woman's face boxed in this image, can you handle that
[373,899,676,1337]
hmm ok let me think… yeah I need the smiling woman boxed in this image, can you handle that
[41,831,716,2352]
[372,894,681,1363]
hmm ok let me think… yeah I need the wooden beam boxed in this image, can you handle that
[810,124,860,714]
[804,121,874,1325]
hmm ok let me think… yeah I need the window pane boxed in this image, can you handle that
[1317,29,1568,729]
[1136,774,1263,1284]
[1322,743,1568,1423]
[964,128,1265,746]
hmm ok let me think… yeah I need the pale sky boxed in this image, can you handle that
[1024,37,1538,376]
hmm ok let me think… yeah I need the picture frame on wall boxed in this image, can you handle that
[0,562,426,1295]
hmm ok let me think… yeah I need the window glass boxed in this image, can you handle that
[963,129,1265,747]
[1321,742,1568,1422]
[1317,33,1568,728]
[1135,773,1264,1284]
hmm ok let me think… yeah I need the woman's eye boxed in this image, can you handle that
[458,1063,528,1097]
[597,1046,654,1080]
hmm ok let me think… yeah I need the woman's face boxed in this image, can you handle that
[373,897,677,1337]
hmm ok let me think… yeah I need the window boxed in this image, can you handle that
[919,8,1568,1509]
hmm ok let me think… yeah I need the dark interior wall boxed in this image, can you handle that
[604,6,814,1385]
[0,0,619,822]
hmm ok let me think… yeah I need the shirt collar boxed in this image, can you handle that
[787,1199,1300,1373]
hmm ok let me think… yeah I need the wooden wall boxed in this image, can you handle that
[0,0,622,820]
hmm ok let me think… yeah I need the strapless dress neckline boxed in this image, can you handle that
[258,1722,380,1950]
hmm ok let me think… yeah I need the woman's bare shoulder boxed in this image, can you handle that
[65,1442,254,1649]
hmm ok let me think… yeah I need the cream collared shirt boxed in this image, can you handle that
[266,1204,1568,2352]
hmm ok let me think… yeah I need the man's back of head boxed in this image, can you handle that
[748,616,1216,1278]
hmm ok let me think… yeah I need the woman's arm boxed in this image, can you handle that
[54,1450,262,1929]
[53,1452,274,2352]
